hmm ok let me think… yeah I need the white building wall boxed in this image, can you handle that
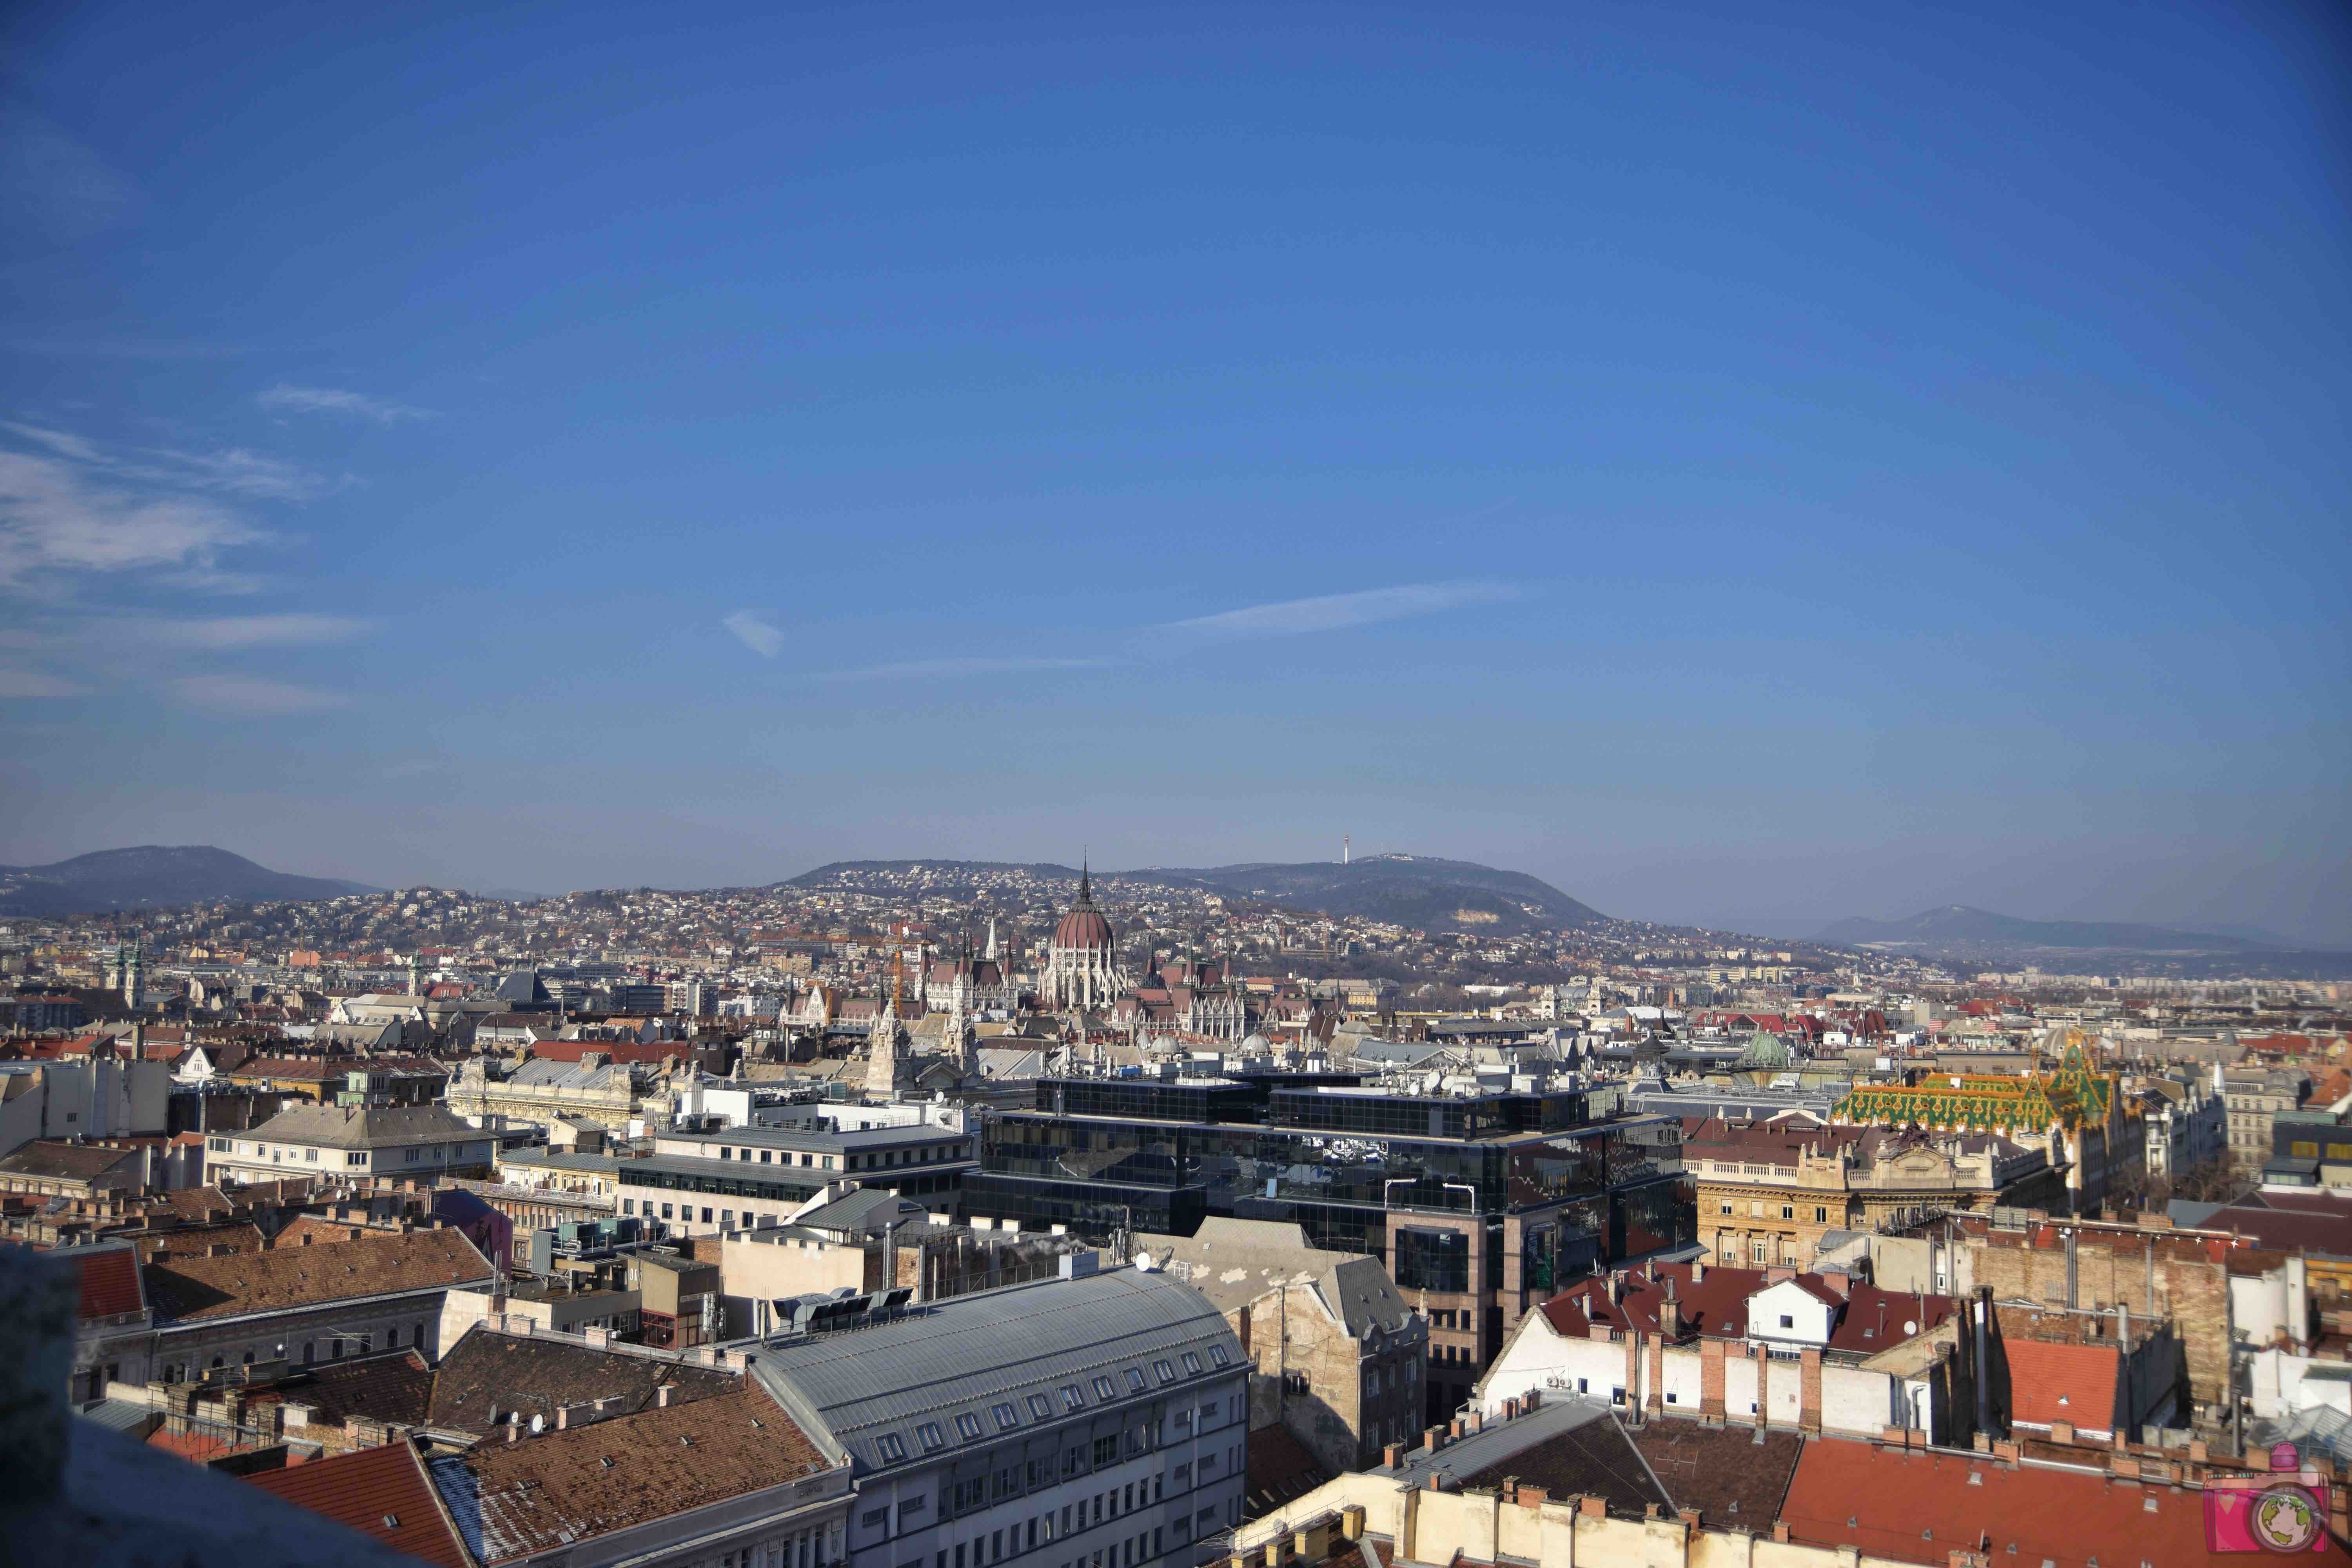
[1821,1363,1895,1436]
[2232,1272,2288,1348]
[1476,1320,1631,1416]
[1764,1356,1803,1425]
[1659,1351,1703,1413]
[1724,1355,1760,1420]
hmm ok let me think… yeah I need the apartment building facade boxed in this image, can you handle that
[753,1266,1252,1568]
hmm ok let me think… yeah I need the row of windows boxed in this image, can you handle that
[621,1166,828,1202]
[208,1138,477,1167]
[876,1450,1242,1568]
[873,1359,1232,1470]
[717,1141,970,1171]
[1715,1200,1833,1223]
[157,1320,430,1382]
[902,1517,1189,1568]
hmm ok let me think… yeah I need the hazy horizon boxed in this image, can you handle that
[5,838,2346,951]
[3,2,2347,947]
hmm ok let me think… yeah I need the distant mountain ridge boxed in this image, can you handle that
[1816,904,2278,954]
[0,846,378,917]
[789,853,1607,936]
[1138,854,1608,935]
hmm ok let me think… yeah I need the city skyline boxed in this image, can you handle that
[2,1,2347,944]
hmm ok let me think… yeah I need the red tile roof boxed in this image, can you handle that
[73,1245,145,1319]
[1537,1262,1956,1353]
[1777,1437,2352,1566]
[2004,1340,2123,1433]
[243,1439,472,1568]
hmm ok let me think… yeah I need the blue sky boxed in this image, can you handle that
[2,1,2347,942]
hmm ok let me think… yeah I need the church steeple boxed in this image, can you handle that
[1078,855,1092,906]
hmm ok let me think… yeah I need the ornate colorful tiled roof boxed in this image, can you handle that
[1831,1039,2114,1134]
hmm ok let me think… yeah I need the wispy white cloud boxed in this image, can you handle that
[136,446,350,502]
[818,655,1107,682]
[0,421,104,463]
[0,668,89,698]
[0,449,261,587]
[0,420,345,503]
[259,384,436,425]
[1156,581,1523,644]
[794,581,1520,683]
[168,674,351,715]
[144,614,369,650]
[722,610,783,658]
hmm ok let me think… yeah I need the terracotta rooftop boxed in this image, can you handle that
[245,1348,436,1430]
[133,1221,267,1264]
[1536,1262,1957,1354]
[143,1228,495,1322]
[243,1439,472,1568]
[0,1140,146,1182]
[1452,1407,1668,1521]
[1629,1418,1804,1525]
[432,1385,831,1565]
[425,1326,738,1437]
[73,1244,145,1320]
[2003,1339,2124,1434]
[1777,1435,2352,1566]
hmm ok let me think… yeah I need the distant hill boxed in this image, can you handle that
[790,860,1080,886]
[0,846,378,917]
[787,853,1607,937]
[1815,904,2276,954]
[1136,854,1608,936]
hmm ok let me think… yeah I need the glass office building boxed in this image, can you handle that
[966,1072,1695,1423]
[975,1074,1688,1263]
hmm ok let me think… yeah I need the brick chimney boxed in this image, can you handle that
[1383,1443,1404,1470]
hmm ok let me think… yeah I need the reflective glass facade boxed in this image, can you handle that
[971,1077,1691,1268]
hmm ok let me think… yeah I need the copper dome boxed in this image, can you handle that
[1052,864,1116,951]
[1053,905,1114,951]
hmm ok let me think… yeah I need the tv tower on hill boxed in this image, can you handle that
[1343,833,1350,865]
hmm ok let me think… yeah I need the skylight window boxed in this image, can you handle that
[1208,1345,1230,1367]
[1181,1352,1203,1375]
[876,1432,906,1461]
[916,1422,944,1452]
[1028,1394,1054,1419]
[991,1402,1019,1430]
[956,1412,983,1441]
[1153,1359,1177,1384]
[1125,1368,1147,1393]
[1093,1376,1117,1401]
[1062,1385,1085,1410]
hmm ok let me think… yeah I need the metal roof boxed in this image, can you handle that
[751,1267,1243,1476]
